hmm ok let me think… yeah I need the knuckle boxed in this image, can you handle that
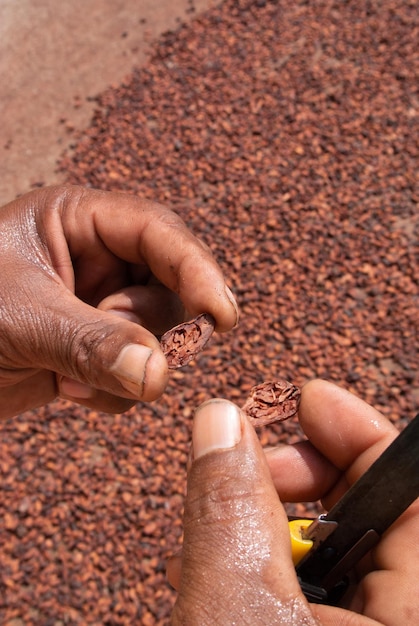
[147,208,191,239]
[187,467,258,527]
[64,320,112,382]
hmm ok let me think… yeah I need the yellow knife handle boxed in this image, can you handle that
[288,519,314,566]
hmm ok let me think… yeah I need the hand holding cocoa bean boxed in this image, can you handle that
[170,381,419,625]
[160,313,300,427]
[0,185,238,419]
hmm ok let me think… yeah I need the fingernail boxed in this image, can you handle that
[193,399,242,460]
[111,344,153,396]
[60,377,94,399]
[225,285,240,326]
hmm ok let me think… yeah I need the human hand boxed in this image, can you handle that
[0,185,238,418]
[168,380,419,625]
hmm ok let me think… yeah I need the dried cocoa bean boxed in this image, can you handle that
[241,380,301,427]
[160,313,215,369]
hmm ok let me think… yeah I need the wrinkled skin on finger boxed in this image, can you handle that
[0,185,238,418]
[169,382,419,625]
[170,399,317,625]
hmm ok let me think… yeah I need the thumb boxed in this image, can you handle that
[4,281,168,402]
[171,399,313,625]
[52,294,169,401]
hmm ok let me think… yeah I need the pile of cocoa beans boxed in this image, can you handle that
[1,0,417,623]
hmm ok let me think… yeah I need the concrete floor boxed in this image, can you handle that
[0,0,214,205]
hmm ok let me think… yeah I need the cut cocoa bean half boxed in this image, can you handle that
[241,380,301,427]
[160,313,216,369]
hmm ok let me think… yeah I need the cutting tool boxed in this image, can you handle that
[287,411,419,604]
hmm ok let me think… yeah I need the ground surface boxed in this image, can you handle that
[0,0,213,204]
[0,0,418,624]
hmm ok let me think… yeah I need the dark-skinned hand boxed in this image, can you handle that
[0,185,238,418]
[168,380,419,625]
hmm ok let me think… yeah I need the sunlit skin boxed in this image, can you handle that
[1,186,417,623]
[169,381,419,625]
[0,185,238,418]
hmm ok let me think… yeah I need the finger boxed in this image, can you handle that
[50,186,239,332]
[174,399,313,623]
[266,440,340,503]
[166,553,182,591]
[299,380,398,481]
[57,376,138,413]
[59,295,168,402]
[359,499,419,624]
[0,371,57,420]
[97,284,186,336]
[2,270,169,403]
[55,296,177,411]
[56,298,174,412]
[310,604,379,625]
[266,380,398,506]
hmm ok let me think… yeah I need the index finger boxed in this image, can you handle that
[298,379,398,479]
[61,187,239,332]
[266,380,399,504]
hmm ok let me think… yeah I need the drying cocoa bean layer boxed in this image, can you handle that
[1,0,418,623]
